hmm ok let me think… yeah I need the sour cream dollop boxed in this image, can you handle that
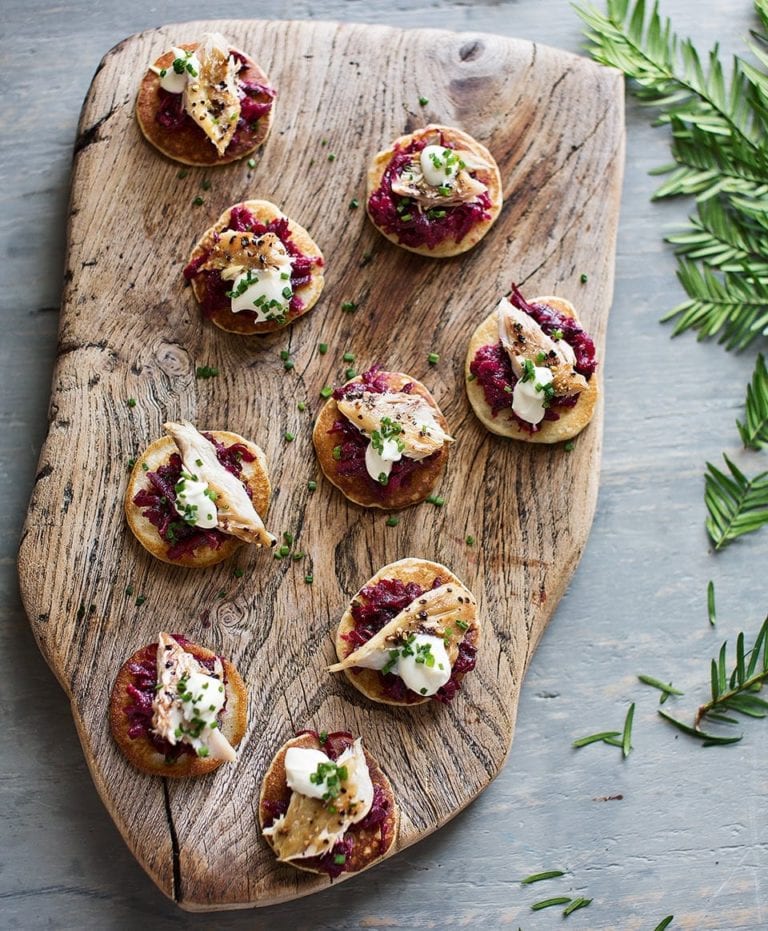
[420,145,461,187]
[364,437,403,484]
[511,361,554,426]
[354,632,452,696]
[151,47,201,95]
[175,466,218,529]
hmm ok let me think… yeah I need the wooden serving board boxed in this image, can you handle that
[18,19,624,911]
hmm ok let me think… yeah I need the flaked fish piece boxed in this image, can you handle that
[151,632,236,763]
[199,231,291,279]
[329,583,474,673]
[164,420,276,548]
[262,739,373,861]
[497,297,587,397]
[336,391,453,460]
[184,33,241,156]
[391,150,488,207]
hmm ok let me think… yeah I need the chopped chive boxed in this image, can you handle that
[233,568,245,578]
[426,494,444,506]
[342,351,355,363]
[305,573,314,584]
[274,550,283,560]
[418,95,429,106]
[126,398,136,408]
[707,579,716,626]
[320,138,328,146]
[531,897,572,911]
[135,595,147,607]
[279,544,290,557]
[201,179,211,191]
[564,440,575,451]
[386,516,399,527]
[284,432,295,442]
[283,532,294,544]
[333,853,345,864]
[427,352,440,365]
[297,401,306,412]
[563,897,592,916]
[141,462,149,471]
[307,480,317,492]
[318,343,328,354]
[465,535,475,545]
[217,589,226,599]
[292,552,305,560]
[580,273,588,283]
[345,367,357,380]
[348,198,359,209]
[327,153,336,162]
[284,359,295,371]
[195,365,219,379]
[332,445,342,460]
[320,385,333,399]
[127,457,136,470]
[247,157,256,169]
[520,869,565,885]
[192,195,204,206]
[279,349,290,361]
[177,169,189,179]
[125,586,134,596]
[341,301,357,312]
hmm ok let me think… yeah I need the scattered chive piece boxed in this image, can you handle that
[580,273,588,283]
[307,480,317,492]
[386,516,399,527]
[563,897,592,917]
[305,573,314,584]
[426,494,445,506]
[320,386,333,399]
[427,352,440,365]
[564,440,575,451]
[531,897,572,912]
[293,552,305,560]
[622,702,635,758]
[125,586,134,596]
[135,595,147,607]
[318,343,328,354]
[283,532,294,544]
[707,580,716,626]
[201,179,212,191]
[333,853,346,865]
[328,153,336,162]
[297,401,306,412]
[247,157,256,169]
[343,351,355,363]
[638,675,684,703]
[192,195,204,206]
[217,590,226,599]
[274,550,283,560]
[520,870,565,885]
[341,300,357,312]
[321,138,328,146]
[284,359,295,371]
[467,372,476,381]
[349,198,359,209]
[141,462,149,471]
[418,95,429,106]
[279,544,290,557]
[126,398,136,408]
[345,367,357,380]
[233,568,245,578]
[653,918,674,931]
[284,432,295,442]
[279,349,290,360]
[127,457,136,470]
[572,730,621,749]
[332,445,342,460]
[177,169,189,179]
[360,251,372,267]
[465,535,475,545]
[195,365,219,379]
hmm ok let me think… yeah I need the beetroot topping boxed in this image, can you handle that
[132,435,254,559]
[122,637,224,763]
[368,134,491,249]
[329,368,433,499]
[182,205,321,323]
[154,52,275,154]
[344,576,476,704]
[470,285,596,432]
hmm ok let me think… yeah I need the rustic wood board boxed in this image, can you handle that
[17,18,624,911]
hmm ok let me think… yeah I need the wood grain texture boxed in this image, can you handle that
[17,18,623,910]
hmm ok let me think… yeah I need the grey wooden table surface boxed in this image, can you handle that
[2,1,766,929]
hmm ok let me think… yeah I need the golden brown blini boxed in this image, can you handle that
[258,730,398,876]
[366,123,502,257]
[125,420,275,568]
[465,287,599,443]
[329,557,480,707]
[109,633,247,777]
[312,368,452,509]
[136,33,275,166]
[183,199,325,334]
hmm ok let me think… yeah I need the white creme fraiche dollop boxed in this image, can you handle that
[151,47,202,95]
[511,361,554,426]
[175,465,218,529]
[283,740,374,814]
[364,437,403,484]
[284,747,334,799]
[354,632,452,696]
[171,668,227,754]
[420,145,461,188]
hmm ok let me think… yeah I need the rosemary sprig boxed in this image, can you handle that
[659,615,768,744]
[738,354,768,448]
[704,454,768,549]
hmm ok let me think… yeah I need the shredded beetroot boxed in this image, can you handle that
[182,205,321,322]
[122,636,225,761]
[344,576,474,703]
[328,367,432,499]
[132,437,253,560]
[469,284,595,432]
[367,133,492,249]
[156,88,186,129]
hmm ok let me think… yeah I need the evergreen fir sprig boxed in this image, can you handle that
[737,353,768,447]
[659,616,768,745]
[576,0,768,350]
[704,454,768,548]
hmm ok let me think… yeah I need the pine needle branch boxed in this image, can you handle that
[737,353,768,448]
[704,454,768,549]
